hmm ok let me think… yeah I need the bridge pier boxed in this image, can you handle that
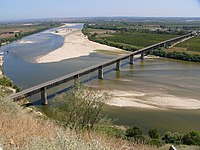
[164,42,169,48]
[41,87,48,105]
[98,66,103,79]
[74,74,79,85]
[149,49,153,55]
[116,60,121,71]
[130,54,134,64]
[141,52,144,59]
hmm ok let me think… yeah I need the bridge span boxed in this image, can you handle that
[9,32,194,105]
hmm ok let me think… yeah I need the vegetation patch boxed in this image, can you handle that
[176,36,200,52]
[152,49,200,62]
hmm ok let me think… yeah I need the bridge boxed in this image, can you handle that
[9,32,194,105]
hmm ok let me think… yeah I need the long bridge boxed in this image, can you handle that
[9,32,194,105]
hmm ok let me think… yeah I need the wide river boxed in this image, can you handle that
[1,24,200,133]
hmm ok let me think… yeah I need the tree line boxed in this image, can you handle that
[152,49,200,62]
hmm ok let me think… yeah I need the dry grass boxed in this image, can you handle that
[0,93,157,150]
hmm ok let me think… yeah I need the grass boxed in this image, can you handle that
[175,36,200,52]
[103,32,177,49]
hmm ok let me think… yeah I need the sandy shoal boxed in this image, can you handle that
[107,90,200,110]
[36,27,126,63]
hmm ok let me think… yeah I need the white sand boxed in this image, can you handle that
[107,90,200,110]
[36,27,126,63]
[18,40,34,44]
[0,56,3,75]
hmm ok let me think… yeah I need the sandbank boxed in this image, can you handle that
[36,27,127,63]
[18,40,34,44]
[107,90,200,110]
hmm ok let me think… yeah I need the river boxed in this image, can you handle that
[1,24,200,134]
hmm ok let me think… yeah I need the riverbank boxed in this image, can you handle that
[36,24,127,63]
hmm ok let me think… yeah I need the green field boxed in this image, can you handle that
[103,32,177,49]
[176,36,200,52]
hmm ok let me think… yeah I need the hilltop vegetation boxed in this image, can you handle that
[1,83,200,149]
[0,83,158,150]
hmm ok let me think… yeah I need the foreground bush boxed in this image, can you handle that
[52,83,112,130]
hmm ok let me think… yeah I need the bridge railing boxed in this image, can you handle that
[9,32,193,104]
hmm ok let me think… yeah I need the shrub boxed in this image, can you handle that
[149,139,164,147]
[182,131,200,145]
[125,126,143,139]
[162,131,183,145]
[148,128,160,139]
[52,83,112,130]
[0,76,12,87]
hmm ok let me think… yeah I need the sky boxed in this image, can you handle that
[0,0,200,20]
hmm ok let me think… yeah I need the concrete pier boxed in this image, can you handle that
[141,52,144,59]
[116,60,121,71]
[74,74,80,85]
[41,87,48,105]
[98,66,103,79]
[130,54,134,64]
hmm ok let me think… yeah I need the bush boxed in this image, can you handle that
[0,76,12,87]
[95,126,126,139]
[182,131,200,145]
[148,128,160,139]
[126,126,143,139]
[149,139,164,147]
[162,131,183,145]
[52,83,111,130]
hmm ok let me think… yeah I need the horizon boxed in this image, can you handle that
[1,0,200,21]
[1,16,200,23]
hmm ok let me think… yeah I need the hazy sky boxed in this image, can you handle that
[1,0,200,20]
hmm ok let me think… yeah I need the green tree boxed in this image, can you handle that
[126,126,143,139]
[53,83,111,130]
[148,128,160,139]
[182,131,200,145]
[162,131,183,145]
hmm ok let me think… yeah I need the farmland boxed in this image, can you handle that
[0,22,61,46]
[83,22,200,62]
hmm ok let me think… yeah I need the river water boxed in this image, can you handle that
[1,24,200,133]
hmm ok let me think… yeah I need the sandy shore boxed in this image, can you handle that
[106,89,200,110]
[0,52,3,75]
[36,24,126,63]
[18,40,34,44]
